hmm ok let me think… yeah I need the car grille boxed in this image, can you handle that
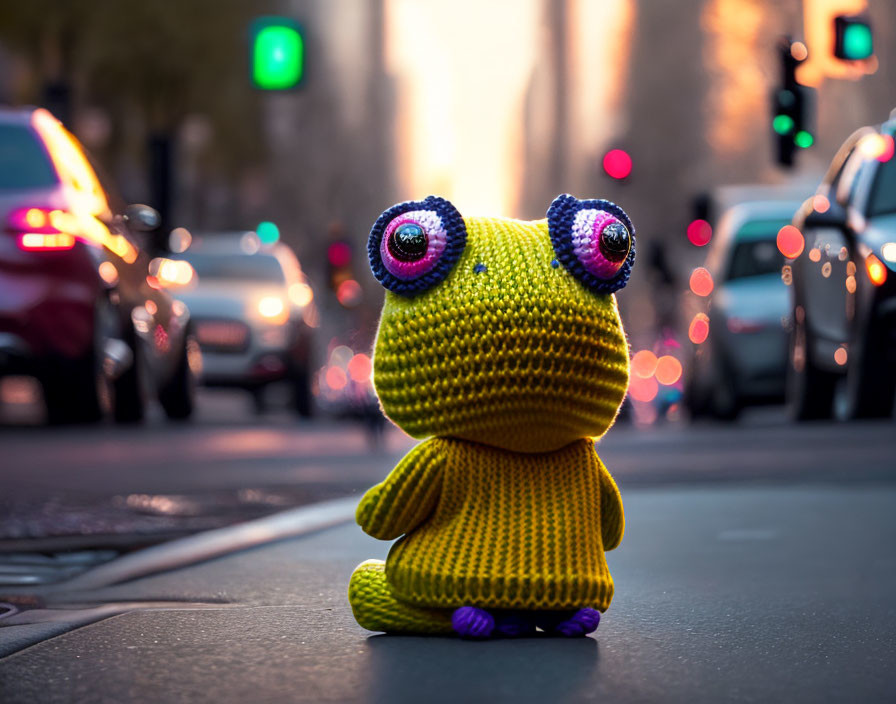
[195,319,250,353]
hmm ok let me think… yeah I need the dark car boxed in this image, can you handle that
[787,120,896,420]
[684,201,798,420]
[0,107,197,423]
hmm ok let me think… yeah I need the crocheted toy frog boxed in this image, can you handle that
[348,194,634,638]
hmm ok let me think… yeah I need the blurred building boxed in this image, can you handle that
[513,0,896,344]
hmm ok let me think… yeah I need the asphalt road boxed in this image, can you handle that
[1,388,894,545]
[1,390,895,702]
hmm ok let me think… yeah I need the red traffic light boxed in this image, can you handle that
[602,149,632,180]
[687,219,713,247]
[327,241,352,268]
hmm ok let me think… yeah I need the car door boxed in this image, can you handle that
[801,148,866,356]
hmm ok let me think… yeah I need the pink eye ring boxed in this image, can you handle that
[547,194,636,294]
[380,211,447,280]
[368,196,467,297]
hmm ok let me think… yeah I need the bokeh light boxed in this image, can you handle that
[687,219,713,247]
[689,267,714,297]
[327,241,352,268]
[859,133,894,162]
[776,225,805,259]
[790,41,808,61]
[688,313,710,344]
[336,279,363,307]
[865,254,887,286]
[325,365,347,391]
[98,261,119,285]
[256,221,280,245]
[288,282,314,307]
[603,149,632,180]
[330,345,353,367]
[169,227,192,253]
[631,350,658,379]
[654,356,683,386]
[813,194,830,213]
[628,374,658,403]
[834,347,848,366]
[347,353,372,383]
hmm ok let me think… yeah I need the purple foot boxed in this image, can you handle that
[494,611,537,638]
[554,608,601,637]
[452,606,495,639]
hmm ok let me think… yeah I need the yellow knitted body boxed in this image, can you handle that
[350,197,632,635]
[356,437,623,611]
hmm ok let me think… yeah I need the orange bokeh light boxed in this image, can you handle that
[689,267,714,297]
[631,350,658,379]
[654,355,683,386]
[834,347,848,366]
[813,194,830,213]
[628,374,658,403]
[865,254,887,286]
[688,313,710,344]
[777,225,805,259]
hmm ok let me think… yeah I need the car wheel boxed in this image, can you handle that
[709,358,741,422]
[250,385,267,415]
[786,310,836,421]
[113,334,148,423]
[42,349,106,424]
[158,333,198,420]
[291,366,314,418]
[838,321,896,419]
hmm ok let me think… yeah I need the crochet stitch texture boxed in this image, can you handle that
[349,195,632,635]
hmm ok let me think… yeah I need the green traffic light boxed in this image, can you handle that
[794,131,814,149]
[841,22,873,60]
[256,221,280,244]
[251,18,304,90]
[773,114,795,135]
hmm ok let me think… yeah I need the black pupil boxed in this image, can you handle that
[599,222,630,262]
[389,223,428,261]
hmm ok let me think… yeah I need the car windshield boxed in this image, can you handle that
[0,124,58,189]
[182,252,286,284]
[726,219,788,281]
[867,152,896,216]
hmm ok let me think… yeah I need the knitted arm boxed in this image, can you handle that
[356,438,445,540]
[597,456,624,551]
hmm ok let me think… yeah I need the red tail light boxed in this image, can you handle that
[6,207,77,251]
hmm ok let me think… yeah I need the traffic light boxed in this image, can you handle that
[602,149,632,180]
[771,38,815,168]
[833,14,873,61]
[250,17,304,90]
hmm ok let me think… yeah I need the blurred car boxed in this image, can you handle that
[788,119,896,420]
[171,233,317,416]
[684,201,799,420]
[0,107,197,423]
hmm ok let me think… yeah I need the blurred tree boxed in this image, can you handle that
[0,0,267,240]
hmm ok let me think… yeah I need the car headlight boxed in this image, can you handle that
[258,296,287,324]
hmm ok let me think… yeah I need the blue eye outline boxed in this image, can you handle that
[546,193,636,294]
[368,195,468,297]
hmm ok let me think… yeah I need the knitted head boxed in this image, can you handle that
[368,194,634,453]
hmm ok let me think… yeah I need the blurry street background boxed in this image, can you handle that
[1,1,895,701]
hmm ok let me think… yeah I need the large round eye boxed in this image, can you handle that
[369,196,467,296]
[547,194,636,294]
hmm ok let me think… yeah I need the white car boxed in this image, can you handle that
[172,233,317,416]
